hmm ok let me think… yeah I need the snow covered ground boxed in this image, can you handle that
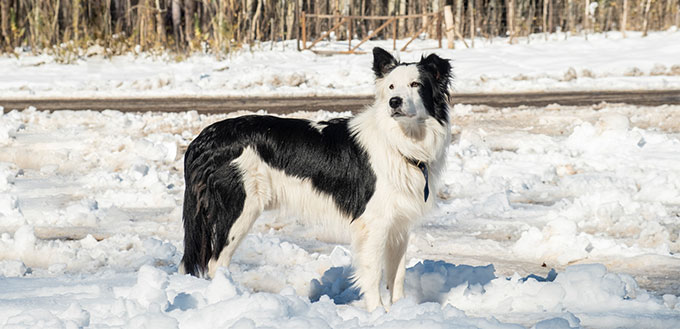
[1,30,679,99]
[1,102,680,328]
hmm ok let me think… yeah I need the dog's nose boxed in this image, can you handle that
[389,97,402,109]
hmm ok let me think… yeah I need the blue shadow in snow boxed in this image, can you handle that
[309,260,558,305]
[167,292,199,311]
[309,266,360,304]
[308,260,498,305]
[406,260,496,304]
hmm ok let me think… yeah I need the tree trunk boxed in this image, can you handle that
[399,0,407,38]
[547,0,552,36]
[455,0,463,39]
[155,0,165,47]
[584,0,589,40]
[542,0,548,38]
[72,0,80,42]
[506,0,515,43]
[286,0,295,40]
[1,0,10,47]
[527,0,535,42]
[172,0,182,48]
[250,0,262,42]
[567,0,573,34]
[469,0,474,47]
[642,0,652,36]
[621,0,627,37]
[444,4,455,48]
[184,0,195,46]
[408,0,416,35]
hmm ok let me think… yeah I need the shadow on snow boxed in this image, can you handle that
[309,260,556,305]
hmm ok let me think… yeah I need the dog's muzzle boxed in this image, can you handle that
[389,97,406,117]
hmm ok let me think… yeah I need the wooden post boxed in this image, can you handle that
[444,5,454,48]
[301,11,306,49]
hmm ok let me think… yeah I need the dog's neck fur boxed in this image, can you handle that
[350,104,450,164]
[349,103,450,197]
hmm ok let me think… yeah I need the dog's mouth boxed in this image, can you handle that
[391,108,416,118]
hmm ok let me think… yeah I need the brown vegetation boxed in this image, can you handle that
[0,0,677,57]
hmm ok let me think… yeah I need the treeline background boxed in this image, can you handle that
[0,0,677,56]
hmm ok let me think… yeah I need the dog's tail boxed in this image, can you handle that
[180,130,247,277]
[180,145,213,277]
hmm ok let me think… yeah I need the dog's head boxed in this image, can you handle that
[372,47,452,125]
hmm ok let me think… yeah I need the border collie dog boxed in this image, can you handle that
[180,47,452,311]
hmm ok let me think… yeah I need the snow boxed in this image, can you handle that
[1,31,679,99]
[2,31,680,327]
[1,101,680,328]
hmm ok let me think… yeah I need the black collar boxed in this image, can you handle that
[406,158,429,202]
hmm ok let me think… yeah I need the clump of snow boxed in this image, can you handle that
[0,260,27,277]
[126,265,171,310]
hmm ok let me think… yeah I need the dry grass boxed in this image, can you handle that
[0,0,677,57]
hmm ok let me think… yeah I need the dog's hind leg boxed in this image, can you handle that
[385,231,408,305]
[207,195,262,278]
[208,148,270,278]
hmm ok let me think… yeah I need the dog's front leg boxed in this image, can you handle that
[351,219,386,311]
[385,232,408,305]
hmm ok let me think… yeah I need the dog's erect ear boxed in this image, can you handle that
[372,47,398,79]
[419,53,452,86]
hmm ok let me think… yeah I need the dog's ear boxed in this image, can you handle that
[372,47,398,79]
[419,53,452,86]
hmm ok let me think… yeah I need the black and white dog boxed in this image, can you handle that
[180,47,452,311]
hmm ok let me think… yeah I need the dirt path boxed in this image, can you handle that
[1,90,679,113]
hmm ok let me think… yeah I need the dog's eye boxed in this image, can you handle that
[410,82,421,88]
[389,84,394,89]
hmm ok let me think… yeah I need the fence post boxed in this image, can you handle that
[444,5,455,48]
[301,11,307,49]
